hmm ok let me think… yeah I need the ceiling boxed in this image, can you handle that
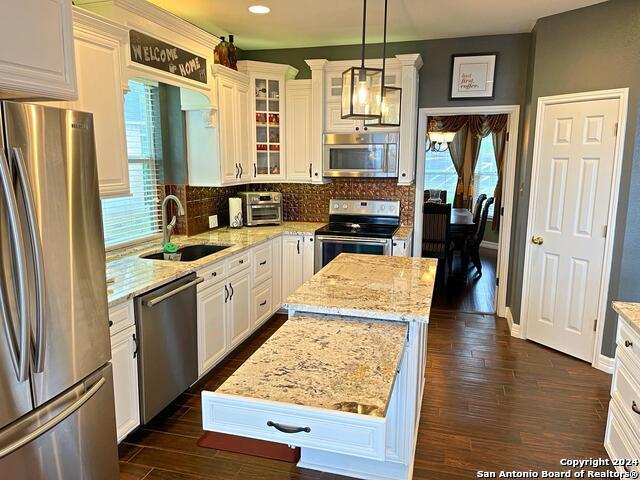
[147,0,606,50]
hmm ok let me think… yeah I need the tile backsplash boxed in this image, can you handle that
[165,179,415,236]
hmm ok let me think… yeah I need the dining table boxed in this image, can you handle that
[450,208,476,276]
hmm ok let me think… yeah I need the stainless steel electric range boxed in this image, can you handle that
[314,199,400,272]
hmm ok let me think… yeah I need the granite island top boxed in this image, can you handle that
[215,314,408,417]
[284,253,438,323]
[613,301,640,334]
[105,222,324,307]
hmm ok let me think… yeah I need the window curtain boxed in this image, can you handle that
[466,115,509,205]
[430,116,468,207]
[491,128,508,230]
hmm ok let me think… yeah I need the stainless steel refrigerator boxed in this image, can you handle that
[0,102,119,479]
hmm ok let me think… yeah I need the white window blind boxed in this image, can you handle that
[424,148,458,203]
[101,80,164,248]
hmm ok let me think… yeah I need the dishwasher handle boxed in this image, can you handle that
[143,277,203,307]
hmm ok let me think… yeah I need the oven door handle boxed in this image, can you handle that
[249,204,280,209]
[316,235,391,245]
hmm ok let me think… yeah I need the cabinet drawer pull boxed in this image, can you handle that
[632,401,640,415]
[132,333,138,358]
[108,320,113,327]
[260,300,267,306]
[267,421,310,434]
[239,259,244,265]
[212,272,217,277]
[259,260,267,266]
[625,340,633,347]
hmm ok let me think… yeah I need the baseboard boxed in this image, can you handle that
[595,354,615,374]
[480,240,499,250]
[506,307,522,339]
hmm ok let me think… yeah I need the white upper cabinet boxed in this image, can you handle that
[324,67,401,133]
[285,80,313,182]
[45,9,129,197]
[238,61,298,182]
[74,10,129,197]
[0,0,77,100]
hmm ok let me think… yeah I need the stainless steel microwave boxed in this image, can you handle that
[323,132,399,178]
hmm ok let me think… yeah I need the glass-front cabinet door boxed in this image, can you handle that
[253,77,284,180]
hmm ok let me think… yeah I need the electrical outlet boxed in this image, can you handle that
[208,215,218,229]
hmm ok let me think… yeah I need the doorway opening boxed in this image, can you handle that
[413,106,520,318]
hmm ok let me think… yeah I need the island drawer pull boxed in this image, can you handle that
[632,401,640,415]
[260,300,267,306]
[626,340,633,347]
[259,260,267,266]
[267,421,310,434]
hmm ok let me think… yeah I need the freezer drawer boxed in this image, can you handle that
[0,364,119,480]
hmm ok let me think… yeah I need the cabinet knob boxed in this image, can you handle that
[363,126,368,131]
[355,127,360,131]
[212,272,216,277]
[401,172,406,177]
[108,320,113,327]
[314,172,319,177]
[239,259,244,264]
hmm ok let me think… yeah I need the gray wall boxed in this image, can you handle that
[242,34,531,109]
[510,0,640,357]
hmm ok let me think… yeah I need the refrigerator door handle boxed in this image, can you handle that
[0,376,106,459]
[12,147,46,372]
[0,147,29,382]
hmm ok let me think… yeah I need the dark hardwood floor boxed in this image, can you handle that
[432,247,497,314]
[119,308,613,479]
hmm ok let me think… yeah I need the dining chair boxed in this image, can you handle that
[425,189,447,204]
[469,197,495,275]
[422,202,452,280]
[472,194,487,225]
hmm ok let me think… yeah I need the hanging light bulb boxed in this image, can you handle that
[341,0,383,120]
[427,119,455,152]
[364,0,402,127]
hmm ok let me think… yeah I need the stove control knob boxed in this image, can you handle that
[380,205,386,211]
[333,203,339,209]
[342,204,348,209]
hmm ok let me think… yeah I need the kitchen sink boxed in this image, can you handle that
[141,244,231,262]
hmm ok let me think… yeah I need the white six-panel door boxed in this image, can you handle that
[525,97,620,361]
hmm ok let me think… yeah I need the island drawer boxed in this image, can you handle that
[617,317,640,369]
[108,300,134,336]
[202,392,387,460]
[605,399,640,474]
[611,349,640,432]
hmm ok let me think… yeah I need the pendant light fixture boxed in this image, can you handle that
[365,0,402,127]
[426,118,456,152]
[341,0,383,120]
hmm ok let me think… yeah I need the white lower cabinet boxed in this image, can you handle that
[253,280,273,328]
[605,313,640,474]
[110,324,140,443]
[271,237,282,311]
[227,269,252,348]
[282,234,315,299]
[197,279,228,377]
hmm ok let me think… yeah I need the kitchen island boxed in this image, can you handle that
[202,253,437,480]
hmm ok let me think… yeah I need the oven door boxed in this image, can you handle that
[246,204,282,225]
[323,143,398,178]
[314,235,392,272]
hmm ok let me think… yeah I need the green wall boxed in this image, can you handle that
[509,0,640,357]
[242,34,531,108]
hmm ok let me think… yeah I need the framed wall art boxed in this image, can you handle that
[450,53,497,100]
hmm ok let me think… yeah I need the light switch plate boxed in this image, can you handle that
[209,215,218,228]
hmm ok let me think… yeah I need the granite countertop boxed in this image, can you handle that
[106,222,324,308]
[393,226,413,242]
[284,253,437,323]
[613,301,640,334]
[215,314,407,417]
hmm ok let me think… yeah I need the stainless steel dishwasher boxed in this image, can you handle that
[134,273,202,424]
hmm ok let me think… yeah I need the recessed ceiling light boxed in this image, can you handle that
[248,5,270,14]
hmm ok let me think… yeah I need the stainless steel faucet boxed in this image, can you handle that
[161,195,184,246]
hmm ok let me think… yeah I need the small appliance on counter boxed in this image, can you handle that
[238,191,282,226]
[314,199,401,272]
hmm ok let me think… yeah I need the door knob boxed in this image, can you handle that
[531,236,544,245]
